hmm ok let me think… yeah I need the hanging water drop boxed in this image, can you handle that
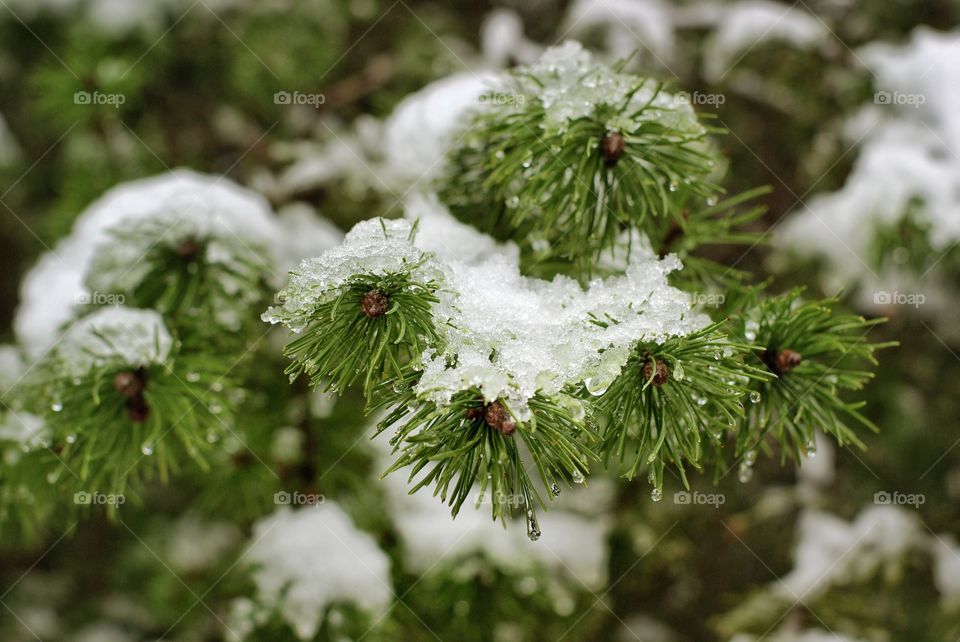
[749,390,761,404]
[650,487,662,502]
[672,362,685,381]
[668,181,678,192]
[706,195,718,206]
[805,440,817,457]
[713,351,722,361]
[51,401,63,413]
[551,483,561,497]
[584,375,610,397]
[65,433,77,444]
[571,469,585,484]
[738,462,754,483]
[526,510,542,541]
[186,372,200,383]
[141,443,154,456]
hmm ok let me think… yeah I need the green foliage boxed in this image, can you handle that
[376,371,596,527]
[440,78,721,271]
[87,222,273,340]
[15,344,239,512]
[735,289,895,461]
[596,323,771,488]
[280,269,441,399]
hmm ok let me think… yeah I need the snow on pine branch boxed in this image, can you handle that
[266,193,707,415]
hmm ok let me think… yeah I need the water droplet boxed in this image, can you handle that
[672,362,685,381]
[51,401,63,413]
[668,182,678,192]
[46,471,59,484]
[526,510,542,541]
[738,463,754,483]
[584,375,611,396]
[745,330,757,341]
[749,390,761,404]
[706,195,718,206]
[206,431,219,443]
[571,469,585,484]
[210,382,223,392]
[507,195,520,208]
[551,483,561,497]
[65,433,77,444]
[697,397,707,407]
[744,450,757,466]
[186,372,200,383]
[141,443,154,456]
[805,440,817,457]
[713,351,722,361]
[651,487,662,502]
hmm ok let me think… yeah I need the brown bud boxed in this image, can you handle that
[176,238,201,261]
[465,407,484,421]
[359,289,390,318]
[642,358,670,386]
[113,371,143,398]
[483,401,516,436]
[126,396,150,423]
[600,131,626,167]
[762,348,802,376]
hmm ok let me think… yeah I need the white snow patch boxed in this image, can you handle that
[241,504,391,640]
[55,307,173,377]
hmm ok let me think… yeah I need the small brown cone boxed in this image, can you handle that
[360,289,390,318]
[642,359,670,386]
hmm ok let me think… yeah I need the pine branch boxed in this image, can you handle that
[279,269,441,399]
[594,323,771,495]
[439,49,722,271]
[374,370,597,533]
[733,289,896,463]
